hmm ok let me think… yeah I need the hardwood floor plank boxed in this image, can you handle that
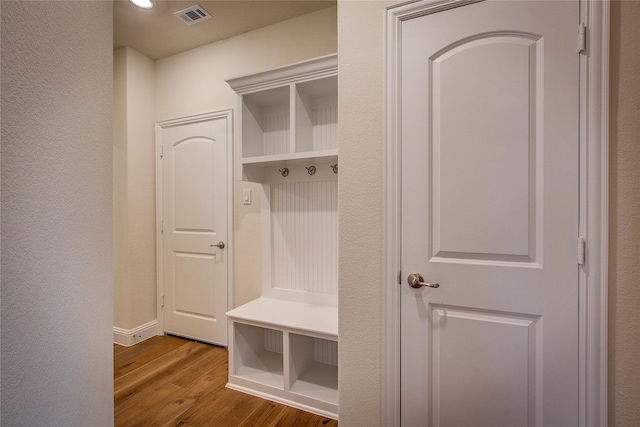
[275,406,338,427]
[115,382,185,427]
[115,341,227,417]
[170,345,227,389]
[114,342,129,357]
[237,400,288,427]
[148,357,232,426]
[171,387,266,427]
[115,335,187,377]
[115,341,209,406]
[114,336,338,426]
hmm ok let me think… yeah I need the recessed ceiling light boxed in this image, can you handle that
[130,0,154,9]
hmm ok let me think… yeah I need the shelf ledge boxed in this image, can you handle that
[226,297,338,338]
[241,149,338,167]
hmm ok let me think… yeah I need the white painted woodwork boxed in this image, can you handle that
[289,333,339,404]
[227,54,338,183]
[112,320,159,347]
[432,34,539,261]
[226,297,338,418]
[315,338,339,367]
[296,76,338,153]
[226,56,340,418]
[233,323,285,389]
[227,297,338,337]
[399,1,580,426]
[270,181,338,295]
[242,86,290,157]
[158,112,231,346]
[265,328,284,354]
[385,1,610,425]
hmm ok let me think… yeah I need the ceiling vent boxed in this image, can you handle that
[174,5,212,25]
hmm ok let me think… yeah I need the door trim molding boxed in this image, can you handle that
[383,0,609,425]
[155,109,235,343]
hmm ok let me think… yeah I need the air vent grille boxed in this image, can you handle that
[174,5,212,25]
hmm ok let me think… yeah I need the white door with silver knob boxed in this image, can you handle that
[399,1,580,425]
[158,112,230,346]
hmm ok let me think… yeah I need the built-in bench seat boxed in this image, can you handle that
[226,297,338,419]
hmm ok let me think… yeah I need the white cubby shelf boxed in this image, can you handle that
[227,54,338,184]
[226,54,339,419]
[226,298,338,419]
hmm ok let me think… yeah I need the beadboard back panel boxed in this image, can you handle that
[270,181,338,295]
[263,110,290,156]
[262,330,337,366]
[312,104,337,151]
[315,338,338,366]
[264,328,284,354]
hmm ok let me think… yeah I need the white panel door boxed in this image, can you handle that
[159,114,229,346]
[400,1,580,426]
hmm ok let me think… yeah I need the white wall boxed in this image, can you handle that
[155,6,337,307]
[114,48,131,329]
[337,1,400,423]
[113,47,157,335]
[0,1,114,425]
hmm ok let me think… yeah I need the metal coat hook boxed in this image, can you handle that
[305,165,317,176]
[331,164,338,174]
[278,167,289,177]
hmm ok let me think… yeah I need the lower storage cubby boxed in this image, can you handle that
[233,324,284,389]
[226,298,338,419]
[288,334,338,405]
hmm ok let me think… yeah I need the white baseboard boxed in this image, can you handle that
[113,320,159,346]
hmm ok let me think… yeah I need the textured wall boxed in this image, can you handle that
[1,1,114,425]
[113,48,131,330]
[155,6,337,307]
[609,1,640,425]
[113,47,157,332]
[337,1,399,424]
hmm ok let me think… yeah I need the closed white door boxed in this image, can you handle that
[400,1,580,426]
[158,113,230,346]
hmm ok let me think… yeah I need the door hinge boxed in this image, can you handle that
[160,145,164,159]
[398,270,402,285]
[578,24,587,55]
[160,220,164,234]
[578,237,586,265]
[161,295,165,307]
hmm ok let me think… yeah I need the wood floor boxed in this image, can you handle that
[114,335,338,427]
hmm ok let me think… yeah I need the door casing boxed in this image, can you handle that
[155,110,235,342]
[383,0,609,425]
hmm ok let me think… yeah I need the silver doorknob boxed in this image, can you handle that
[211,241,225,249]
[408,273,439,289]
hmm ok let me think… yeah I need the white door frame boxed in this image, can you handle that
[383,0,609,425]
[155,110,235,341]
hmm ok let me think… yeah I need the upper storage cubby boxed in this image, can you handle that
[295,76,337,154]
[227,54,338,183]
[241,85,290,158]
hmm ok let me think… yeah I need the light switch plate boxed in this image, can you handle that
[242,189,252,205]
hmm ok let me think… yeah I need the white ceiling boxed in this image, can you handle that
[114,0,336,60]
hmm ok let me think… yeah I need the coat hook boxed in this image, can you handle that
[278,167,289,177]
[331,164,338,174]
[305,165,316,176]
